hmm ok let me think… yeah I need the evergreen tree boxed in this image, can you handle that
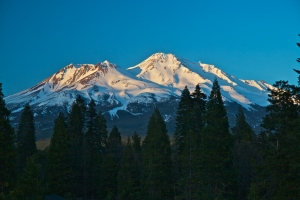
[190,84,207,147]
[142,108,173,200]
[12,155,45,200]
[47,112,69,196]
[98,125,122,199]
[249,80,300,199]
[231,106,256,199]
[132,131,142,175]
[16,103,37,173]
[98,153,118,200]
[83,100,108,199]
[132,131,141,153]
[0,83,16,194]
[232,106,253,142]
[66,95,86,197]
[118,137,141,200]
[173,84,206,198]
[199,78,234,199]
[177,129,200,200]
[107,125,122,165]
[174,86,192,155]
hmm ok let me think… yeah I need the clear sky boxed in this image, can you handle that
[0,0,299,96]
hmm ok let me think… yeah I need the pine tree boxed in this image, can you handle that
[231,106,256,199]
[142,108,173,200]
[12,155,44,200]
[199,78,234,199]
[66,95,86,197]
[132,131,141,153]
[16,103,37,173]
[47,112,69,196]
[190,84,207,147]
[0,83,16,194]
[107,125,122,165]
[98,125,122,199]
[98,153,118,200]
[132,131,142,175]
[232,106,253,142]
[83,100,108,199]
[178,129,200,200]
[249,80,300,199]
[118,137,141,200]
[174,86,192,154]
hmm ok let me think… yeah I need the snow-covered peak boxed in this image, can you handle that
[127,52,272,109]
[5,53,273,113]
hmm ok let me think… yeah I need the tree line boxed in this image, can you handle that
[0,37,299,199]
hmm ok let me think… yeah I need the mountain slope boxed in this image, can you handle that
[4,53,271,139]
[127,53,272,109]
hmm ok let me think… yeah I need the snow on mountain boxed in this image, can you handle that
[127,53,272,109]
[5,52,272,116]
[5,61,176,117]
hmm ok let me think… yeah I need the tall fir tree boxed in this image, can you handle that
[173,86,192,195]
[231,106,256,199]
[0,83,16,194]
[249,81,300,199]
[132,131,142,176]
[12,155,45,200]
[66,95,86,197]
[190,84,207,147]
[98,125,122,199]
[174,86,192,155]
[98,153,118,200]
[177,129,200,200]
[16,103,37,173]
[132,131,141,153]
[199,78,235,199]
[118,136,141,200]
[173,84,206,198]
[142,108,173,200]
[107,125,123,165]
[47,112,69,196]
[83,100,108,199]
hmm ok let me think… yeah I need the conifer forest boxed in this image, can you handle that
[0,40,300,200]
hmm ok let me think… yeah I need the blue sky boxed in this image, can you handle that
[0,0,299,96]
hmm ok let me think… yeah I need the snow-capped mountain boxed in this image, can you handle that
[128,53,272,109]
[4,53,271,139]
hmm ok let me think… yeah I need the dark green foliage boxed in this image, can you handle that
[190,84,207,146]
[131,131,142,186]
[200,78,234,199]
[107,125,122,165]
[174,86,192,154]
[231,106,257,199]
[47,112,69,196]
[83,100,108,199]
[66,95,86,197]
[232,106,254,142]
[16,103,37,173]
[132,131,141,153]
[118,137,141,200]
[12,155,45,200]
[249,80,300,199]
[173,84,206,199]
[98,125,122,199]
[0,83,16,194]
[177,130,200,200]
[98,153,118,200]
[142,108,173,200]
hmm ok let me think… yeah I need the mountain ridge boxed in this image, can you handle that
[4,53,270,139]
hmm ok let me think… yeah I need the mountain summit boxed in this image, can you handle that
[128,53,272,108]
[5,53,270,138]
